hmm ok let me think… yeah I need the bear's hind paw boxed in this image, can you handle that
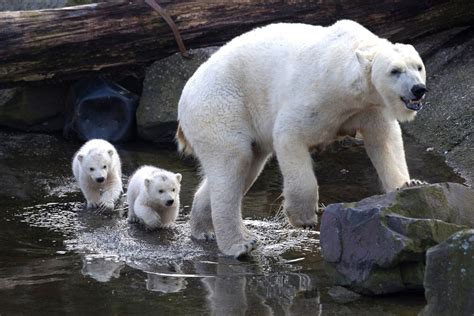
[224,238,259,259]
[192,231,216,242]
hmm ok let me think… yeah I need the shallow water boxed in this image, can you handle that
[0,131,464,315]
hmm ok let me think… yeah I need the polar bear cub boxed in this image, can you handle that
[72,139,123,210]
[127,166,182,230]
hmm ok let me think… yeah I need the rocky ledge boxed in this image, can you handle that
[320,182,474,295]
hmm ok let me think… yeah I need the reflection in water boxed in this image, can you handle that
[141,263,188,293]
[81,256,124,283]
[196,259,321,316]
[146,273,187,293]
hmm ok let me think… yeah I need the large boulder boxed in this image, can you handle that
[0,85,68,132]
[137,47,219,144]
[422,229,474,316]
[320,182,474,295]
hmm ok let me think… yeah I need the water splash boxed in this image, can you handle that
[18,202,320,271]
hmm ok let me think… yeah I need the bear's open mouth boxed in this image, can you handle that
[401,97,423,111]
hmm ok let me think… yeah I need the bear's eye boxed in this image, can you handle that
[417,65,423,71]
[159,190,164,194]
[90,167,95,171]
[172,188,175,192]
[390,68,402,75]
[103,165,107,169]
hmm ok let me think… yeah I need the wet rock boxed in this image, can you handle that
[405,27,474,185]
[64,77,138,143]
[328,286,361,304]
[137,47,219,144]
[320,182,474,295]
[421,229,474,316]
[0,86,67,132]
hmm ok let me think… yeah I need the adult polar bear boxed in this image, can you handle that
[177,20,427,257]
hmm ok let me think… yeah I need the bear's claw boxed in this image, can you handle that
[399,179,428,190]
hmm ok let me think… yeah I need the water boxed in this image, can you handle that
[0,131,464,315]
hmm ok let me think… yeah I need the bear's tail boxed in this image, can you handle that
[175,123,193,156]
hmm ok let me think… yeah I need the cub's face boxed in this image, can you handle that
[371,44,427,122]
[78,150,113,184]
[145,173,182,208]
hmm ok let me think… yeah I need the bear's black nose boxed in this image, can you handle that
[411,84,427,99]
[166,199,174,206]
[96,177,105,183]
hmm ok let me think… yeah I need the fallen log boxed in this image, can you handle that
[0,0,473,87]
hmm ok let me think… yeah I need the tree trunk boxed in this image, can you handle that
[0,0,472,87]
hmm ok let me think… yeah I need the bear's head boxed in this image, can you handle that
[144,172,182,208]
[77,148,114,184]
[357,42,427,122]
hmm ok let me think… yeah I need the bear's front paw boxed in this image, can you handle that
[398,179,428,190]
[286,212,318,229]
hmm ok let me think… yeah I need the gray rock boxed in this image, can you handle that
[137,47,219,144]
[0,85,68,132]
[405,27,474,185]
[320,182,474,295]
[421,229,474,316]
[328,286,361,304]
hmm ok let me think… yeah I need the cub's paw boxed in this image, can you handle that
[399,179,428,190]
[128,215,140,224]
[96,200,115,213]
[86,201,99,210]
[145,225,159,232]
[143,220,161,232]
[223,237,259,259]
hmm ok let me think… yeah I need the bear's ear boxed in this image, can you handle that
[77,154,84,163]
[107,149,114,157]
[356,45,376,71]
[144,178,151,187]
[175,173,182,183]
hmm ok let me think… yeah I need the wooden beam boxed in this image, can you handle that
[0,0,472,86]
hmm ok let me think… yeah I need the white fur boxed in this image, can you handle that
[72,139,123,210]
[178,20,427,257]
[127,165,182,230]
